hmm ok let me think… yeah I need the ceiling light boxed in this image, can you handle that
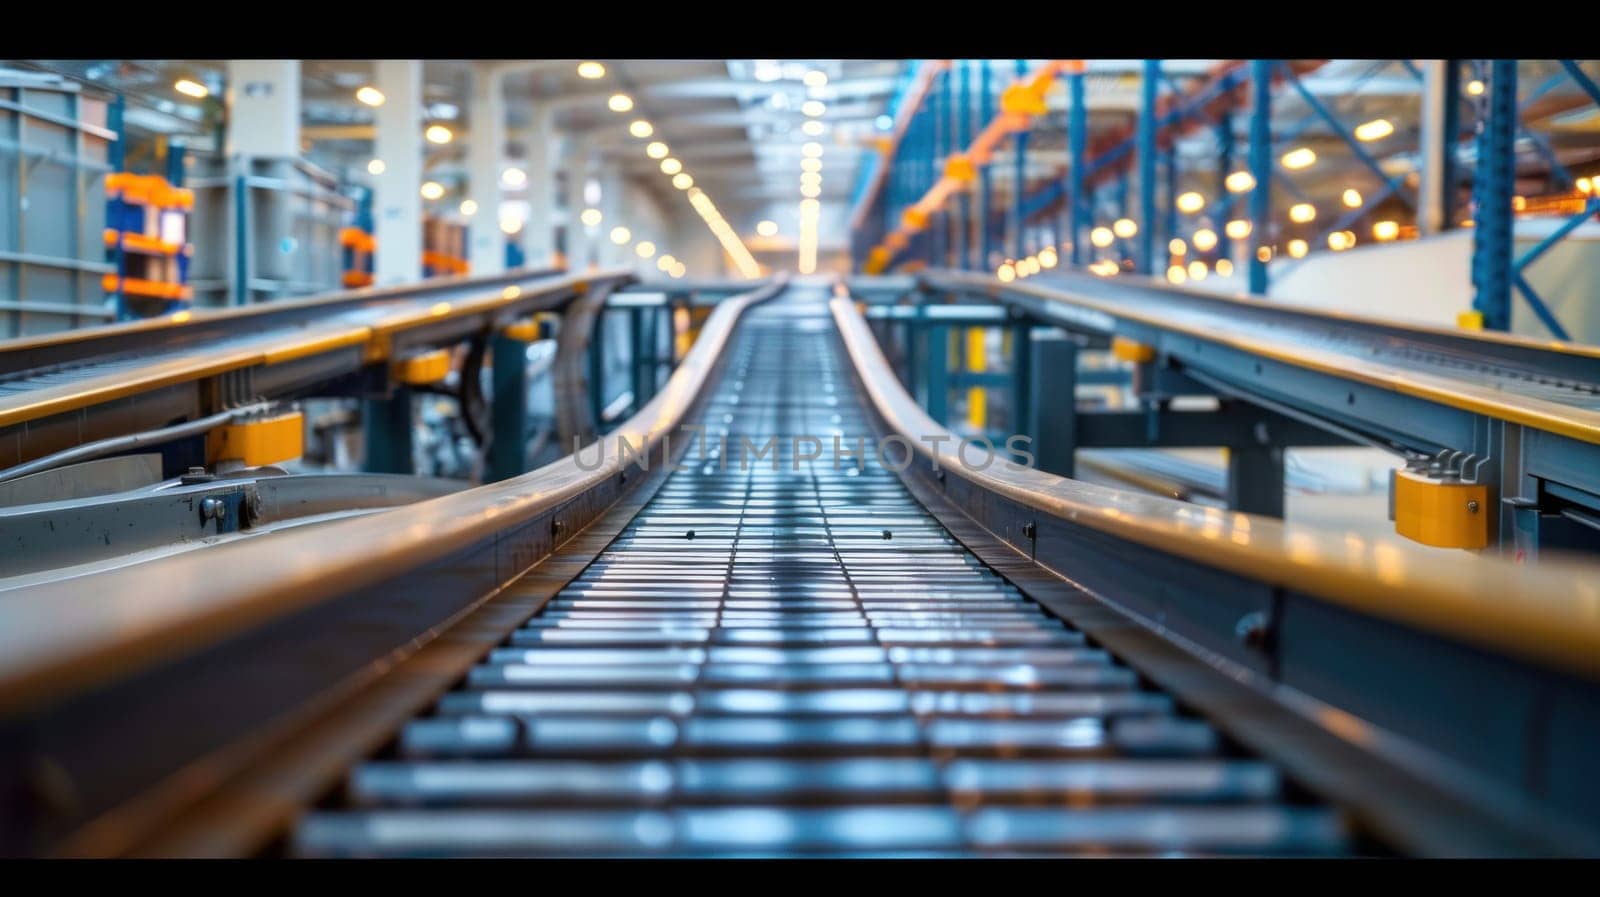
[802,120,826,137]
[367,159,386,176]
[629,120,653,138]
[657,255,675,271]
[1329,230,1355,251]
[1342,188,1363,208]
[802,100,826,117]
[1466,79,1485,96]
[672,172,694,190]
[1225,171,1256,193]
[1166,264,1187,284]
[1169,238,1187,256]
[499,217,522,235]
[1372,220,1399,241]
[801,183,821,198]
[501,167,527,188]
[1280,147,1316,170]
[1287,238,1309,258]
[580,208,603,227]
[802,142,823,158]
[425,124,453,145]
[1188,260,1208,281]
[800,171,822,187]
[1289,202,1316,223]
[610,226,631,245]
[1090,226,1113,248]
[1225,219,1251,239]
[1112,218,1137,239]
[608,93,634,113]
[174,78,208,99]
[356,86,385,107]
[646,141,669,159]
[1216,258,1234,276]
[803,70,828,88]
[1257,246,1273,262]
[1192,228,1218,252]
[459,199,478,216]
[1354,118,1394,142]
[635,241,656,259]
[1038,246,1058,268]
[756,219,779,237]
[420,181,445,200]
[997,262,1016,283]
[577,61,606,80]
[801,157,822,173]
[875,114,894,131]
[1176,191,1205,214]
[660,157,683,175]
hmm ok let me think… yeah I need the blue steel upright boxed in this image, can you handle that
[1247,60,1273,295]
[959,60,973,269]
[979,61,994,270]
[1138,60,1159,274]
[1069,69,1087,266]
[1470,60,1517,331]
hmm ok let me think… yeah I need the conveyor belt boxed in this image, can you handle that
[292,286,1349,857]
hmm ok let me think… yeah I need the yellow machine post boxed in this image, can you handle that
[1392,468,1490,549]
[392,348,452,385]
[206,410,305,467]
[966,327,987,430]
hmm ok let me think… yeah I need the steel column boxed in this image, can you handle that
[1228,444,1286,518]
[1069,69,1087,267]
[958,60,973,270]
[1470,60,1518,332]
[1028,330,1078,477]
[1138,60,1159,274]
[1247,60,1273,294]
[363,388,415,475]
[1216,114,1234,260]
[926,323,948,426]
[487,333,530,483]
[979,62,994,270]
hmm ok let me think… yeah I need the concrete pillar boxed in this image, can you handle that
[467,64,506,274]
[374,60,423,285]
[569,139,595,271]
[521,108,556,268]
[1418,60,1452,236]
[225,60,299,158]
[599,162,626,268]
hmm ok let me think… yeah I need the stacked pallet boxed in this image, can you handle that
[103,173,194,316]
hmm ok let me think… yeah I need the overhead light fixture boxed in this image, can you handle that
[1216,258,1234,276]
[499,217,523,235]
[1112,218,1137,239]
[1038,246,1058,268]
[802,100,826,117]
[1257,246,1273,263]
[1466,79,1485,96]
[425,124,453,145]
[420,181,445,200]
[1289,202,1316,223]
[875,114,894,131]
[756,220,779,237]
[1166,264,1187,285]
[1372,220,1399,241]
[1187,260,1208,281]
[174,78,208,99]
[660,157,683,175]
[1342,188,1363,208]
[803,70,828,88]
[1176,191,1205,214]
[356,86,385,107]
[997,262,1016,283]
[1287,238,1309,258]
[608,93,633,113]
[801,157,822,173]
[367,159,386,176]
[1354,118,1394,142]
[501,167,527,188]
[800,183,821,198]
[580,208,603,227]
[610,226,631,245]
[1224,171,1255,193]
[646,141,669,159]
[1192,228,1218,252]
[1329,230,1356,251]
[459,199,478,216]
[802,120,826,137]
[1169,238,1187,256]
[657,255,676,271]
[629,120,653,138]
[672,172,694,190]
[801,142,824,158]
[800,171,822,187]
[1225,219,1251,240]
[1280,147,1316,170]
[577,61,606,80]
[1090,226,1114,248]
[635,241,656,259]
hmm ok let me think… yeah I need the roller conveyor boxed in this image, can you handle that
[291,286,1349,857]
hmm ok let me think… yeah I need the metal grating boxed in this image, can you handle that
[292,287,1349,857]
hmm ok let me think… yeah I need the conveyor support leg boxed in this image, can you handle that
[1028,330,1078,477]
[1227,444,1285,518]
[363,388,415,475]
[487,332,530,483]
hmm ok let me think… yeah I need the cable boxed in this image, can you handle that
[0,402,274,485]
